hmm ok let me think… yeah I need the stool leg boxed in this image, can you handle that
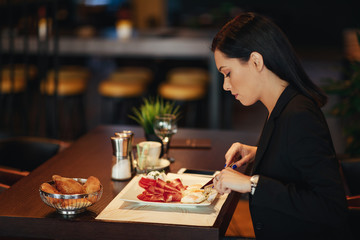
[112,98,127,124]
[185,101,197,128]
[0,94,10,132]
[78,94,86,138]
[119,98,129,124]
[45,96,54,138]
[64,96,74,140]
[100,97,111,124]
[113,98,120,124]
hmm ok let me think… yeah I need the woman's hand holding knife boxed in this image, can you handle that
[213,142,258,195]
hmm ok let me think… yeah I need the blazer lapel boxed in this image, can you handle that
[251,115,275,174]
[251,86,298,174]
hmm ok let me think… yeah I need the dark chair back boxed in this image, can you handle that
[0,137,61,172]
[341,158,360,196]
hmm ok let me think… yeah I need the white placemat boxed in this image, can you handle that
[96,173,229,226]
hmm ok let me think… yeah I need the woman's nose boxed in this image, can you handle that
[223,78,231,91]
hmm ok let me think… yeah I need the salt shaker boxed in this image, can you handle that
[110,134,131,180]
[115,130,135,174]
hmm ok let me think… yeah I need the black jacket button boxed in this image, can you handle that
[255,222,264,230]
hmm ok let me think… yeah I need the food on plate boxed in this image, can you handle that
[181,184,206,203]
[145,171,166,181]
[181,191,206,204]
[181,184,218,204]
[136,171,218,204]
[52,175,85,194]
[185,184,203,190]
[206,188,218,202]
[137,177,185,202]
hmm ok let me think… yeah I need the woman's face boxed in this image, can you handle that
[214,49,261,106]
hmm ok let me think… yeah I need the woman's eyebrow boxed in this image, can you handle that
[218,66,225,72]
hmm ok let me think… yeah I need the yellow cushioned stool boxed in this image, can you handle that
[98,67,152,124]
[167,67,209,86]
[41,66,89,95]
[158,82,208,128]
[110,67,153,84]
[1,64,37,93]
[158,67,209,128]
[0,64,37,134]
[40,66,89,140]
[1,75,26,94]
[99,81,146,98]
[158,83,206,101]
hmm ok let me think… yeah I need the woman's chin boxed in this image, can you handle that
[239,99,255,107]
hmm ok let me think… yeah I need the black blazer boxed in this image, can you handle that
[249,86,350,240]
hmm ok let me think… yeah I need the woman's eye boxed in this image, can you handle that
[225,72,231,78]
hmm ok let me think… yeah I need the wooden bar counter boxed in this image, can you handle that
[0,125,258,240]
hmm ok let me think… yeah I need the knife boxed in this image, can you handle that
[200,178,214,189]
[200,162,235,189]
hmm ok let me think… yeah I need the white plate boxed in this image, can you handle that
[119,173,218,206]
[145,158,171,171]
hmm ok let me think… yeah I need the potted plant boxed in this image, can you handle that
[128,96,181,140]
[323,60,360,157]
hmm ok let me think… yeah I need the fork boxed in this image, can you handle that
[204,183,214,194]
[202,162,235,193]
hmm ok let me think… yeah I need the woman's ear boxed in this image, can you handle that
[250,52,264,72]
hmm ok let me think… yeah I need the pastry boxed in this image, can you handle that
[83,176,101,194]
[52,175,84,194]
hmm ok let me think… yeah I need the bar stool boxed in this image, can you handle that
[98,67,152,124]
[158,67,209,128]
[0,65,37,134]
[158,83,206,101]
[1,65,37,93]
[40,66,89,140]
[110,67,153,84]
[167,67,209,86]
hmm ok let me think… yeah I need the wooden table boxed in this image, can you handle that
[0,125,258,240]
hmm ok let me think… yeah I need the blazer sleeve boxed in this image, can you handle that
[251,103,348,228]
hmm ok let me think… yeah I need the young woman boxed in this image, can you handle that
[212,12,350,239]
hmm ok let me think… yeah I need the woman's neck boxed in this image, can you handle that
[260,72,289,119]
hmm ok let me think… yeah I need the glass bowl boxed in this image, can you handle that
[39,178,103,215]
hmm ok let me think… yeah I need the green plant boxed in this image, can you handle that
[324,61,360,157]
[128,96,181,134]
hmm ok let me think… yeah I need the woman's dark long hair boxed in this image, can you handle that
[212,12,327,107]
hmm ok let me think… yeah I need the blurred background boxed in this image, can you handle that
[0,0,359,154]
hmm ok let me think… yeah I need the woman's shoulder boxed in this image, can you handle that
[284,94,321,116]
[279,93,327,129]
